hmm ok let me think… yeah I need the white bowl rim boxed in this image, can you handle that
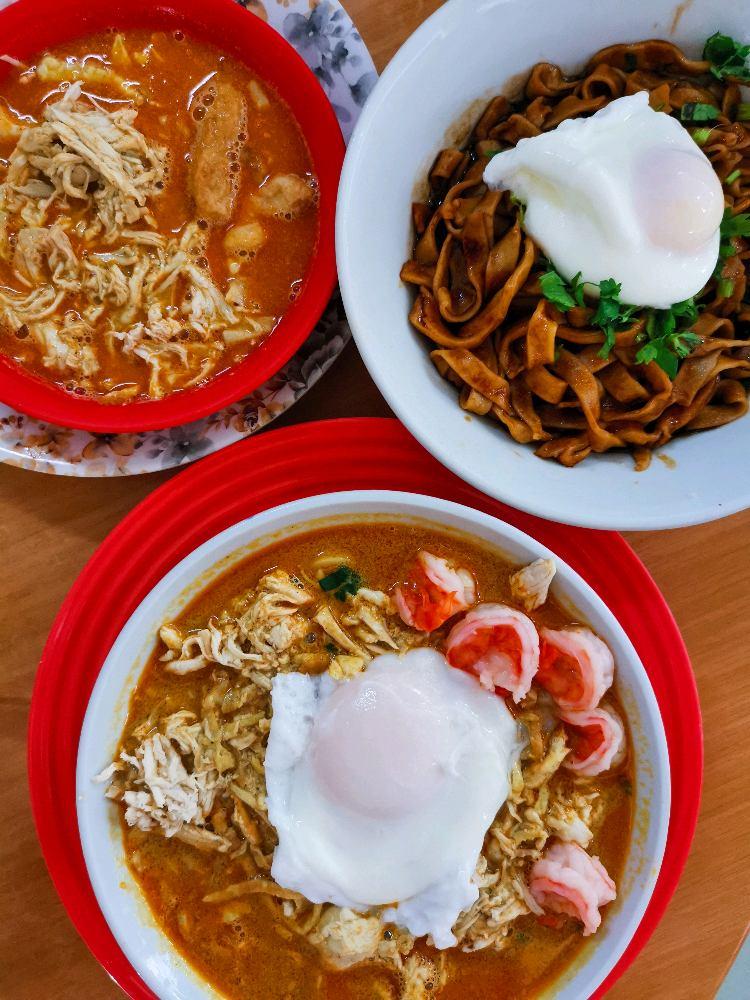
[336,0,750,530]
[76,489,671,1000]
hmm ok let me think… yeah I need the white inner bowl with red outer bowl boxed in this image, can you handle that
[76,489,670,1000]
[336,0,750,530]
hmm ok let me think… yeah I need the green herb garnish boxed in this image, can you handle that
[620,777,633,796]
[691,127,714,146]
[635,301,700,379]
[725,168,741,185]
[591,278,639,358]
[720,208,750,240]
[680,102,719,122]
[324,641,338,656]
[539,269,583,310]
[737,103,750,122]
[713,208,750,291]
[703,31,750,83]
[540,267,700,376]
[318,565,362,601]
[484,148,501,159]
[515,931,531,944]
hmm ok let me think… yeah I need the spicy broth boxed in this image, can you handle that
[121,522,634,1000]
[0,29,318,400]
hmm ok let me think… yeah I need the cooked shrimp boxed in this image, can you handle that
[529,841,616,936]
[393,550,476,632]
[445,603,539,702]
[560,704,626,777]
[537,627,614,712]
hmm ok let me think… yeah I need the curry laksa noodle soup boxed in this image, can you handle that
[0,29,319,402]
[97,520,634,1000]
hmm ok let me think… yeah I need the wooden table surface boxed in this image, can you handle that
[1,1,749,998]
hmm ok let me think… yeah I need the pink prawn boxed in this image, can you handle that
[529,841,616,936]
[445,603,539,702]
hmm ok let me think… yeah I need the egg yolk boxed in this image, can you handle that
[634,145,724,253]
[310,676,451,820]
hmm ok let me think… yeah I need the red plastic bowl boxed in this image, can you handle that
[0,0,344,432]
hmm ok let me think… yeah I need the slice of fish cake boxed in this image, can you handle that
[190,80,247,225]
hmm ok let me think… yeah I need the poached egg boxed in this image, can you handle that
[483,91,724,308]
[265,648,522,948]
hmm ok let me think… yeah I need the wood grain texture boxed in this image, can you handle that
[0,2,748,997]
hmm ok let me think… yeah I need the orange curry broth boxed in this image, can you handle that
[0,28,318,398]
[120,522,634,1000]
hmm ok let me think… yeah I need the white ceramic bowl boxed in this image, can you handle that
[337,0,750,530]
[77,490,670,1000]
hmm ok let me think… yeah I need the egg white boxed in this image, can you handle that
[483,91,723,308]
[265,648,522,948]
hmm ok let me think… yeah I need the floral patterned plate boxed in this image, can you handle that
[0,0,376,476]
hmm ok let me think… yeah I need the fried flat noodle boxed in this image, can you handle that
[403,38,750,467]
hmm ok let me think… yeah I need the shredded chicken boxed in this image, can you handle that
[510,558,557,612]
[96,729,223,838]
[99,675,274,861]
[1,82,165,237]
[0,84,271,396]
[454,709,599,953]
[0,218,272,395]
[309,907,384,969]
[161,570,315,674]
[13,224,78,286]
[315,589,425,663]
[99,561,602,995]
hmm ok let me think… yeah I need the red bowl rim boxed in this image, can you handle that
[27,417,702,1000]
[0,0,344,432]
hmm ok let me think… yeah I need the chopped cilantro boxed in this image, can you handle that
[538,267,700,376]
[691,127,714,146]
[680,102,719,122]
[703,32,750,83]
[725,168,741,185]
[591,279,639,358]
[539,269,583,310]
[635,300,700,379]
[720,208,750,240]
[318,565,362,601]
[568,272,585,306]
[324,641,338,656]
[714,208,750,292]
[484,148,501,159]
[515,931,531,943]
[737,102,750,122]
